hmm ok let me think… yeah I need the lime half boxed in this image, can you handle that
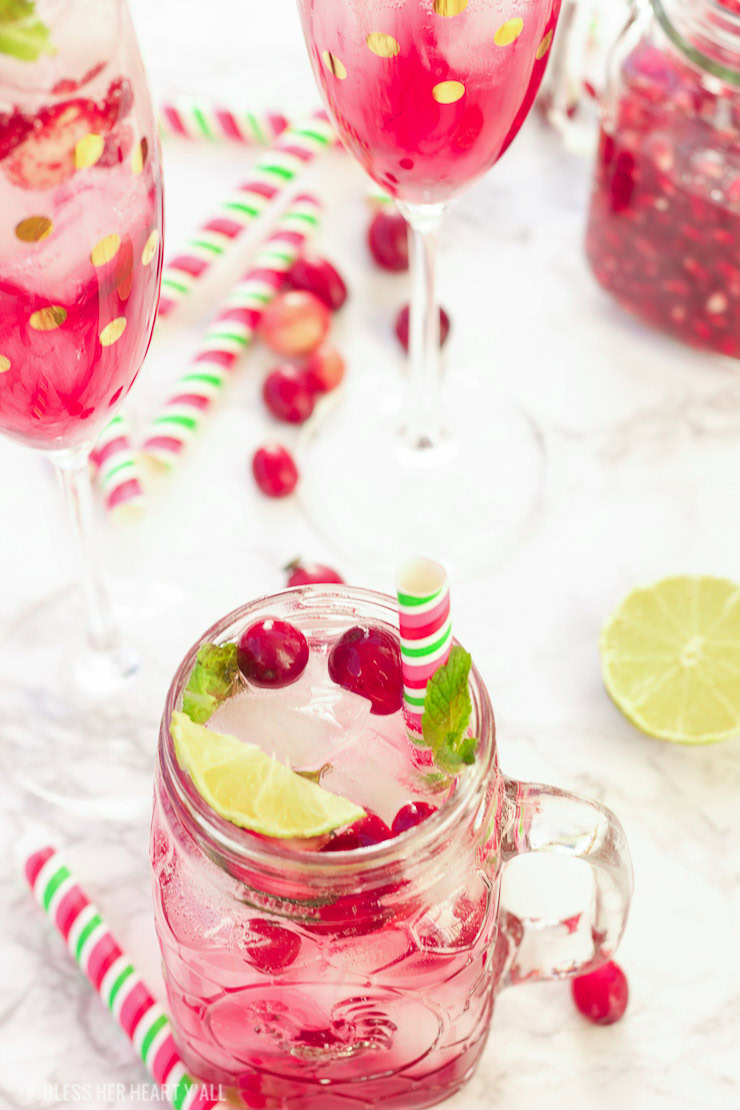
[600,576,740,744]
[171,711,365,837]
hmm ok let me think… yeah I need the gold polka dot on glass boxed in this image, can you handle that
[0,355,10,373]
[434,0,468,15]
[536,29,554,60]
[75,133,104,170]
[494,18,524,46]
[366,33,400,57]
[432,80,465,104]
[131,137,148,175]
[91,234,121,267]
[15,216,53,243]
[29,306,67,331]
[141,229,160,266]
[100,318,127,347]
[322,50,347,79]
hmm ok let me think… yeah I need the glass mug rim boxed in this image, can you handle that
[158,584,498,882]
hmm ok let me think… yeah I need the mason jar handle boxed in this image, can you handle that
[495,778,633,990]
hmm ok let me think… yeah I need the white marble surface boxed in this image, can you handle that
[2,1,740,1107]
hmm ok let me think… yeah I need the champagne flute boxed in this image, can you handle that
[0,0,163,812]
[296,0,562,572]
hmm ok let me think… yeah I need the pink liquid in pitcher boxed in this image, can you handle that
[299,0,562,204]
[0,72,162,450]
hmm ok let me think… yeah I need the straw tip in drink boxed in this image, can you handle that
[396,557,447,599]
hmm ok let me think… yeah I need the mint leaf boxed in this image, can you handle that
[0,1,53,62]
[182,642,239,724]
[421,645,478,773]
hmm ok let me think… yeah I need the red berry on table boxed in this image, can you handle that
[368,210,409,272]
[252,443,298,497]
[303,343,345,395]
[263,365,315,424]
[328,625,403,715]
[288,253,348,311]
[572,961,629,1026]
[395,304,451,352]
[286,561,344,587]
[258,291,330,357]
[391,801,437,836]
[321,814,393,851]
[237,618,309,687]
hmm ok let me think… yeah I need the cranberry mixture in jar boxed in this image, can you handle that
[585,3,740,359]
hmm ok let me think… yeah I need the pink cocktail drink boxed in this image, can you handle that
[0,48,162,450]
[299,0,561,204]
[151,587,633,1109]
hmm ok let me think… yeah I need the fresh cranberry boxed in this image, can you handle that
[2,98,111,188]
[98,122,134,167]
[262,365,315,424]
[237,618,308,687]
[257,291,330,357]
[252,443,298,497]
[287,253,348,311]
[328,625,403,715]
[286,560,344,587]
[322,814,393,851]
[572,961,629,1025]
[51,62,105,96]
[391,801,437,836]
[0,108,34,163]
[302,343,345,395]
[103,77,134,125]
[244,919,301,972]
[368,209,409,271]
[394,304,451,352]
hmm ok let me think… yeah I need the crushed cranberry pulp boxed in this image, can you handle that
[586,42,740,358]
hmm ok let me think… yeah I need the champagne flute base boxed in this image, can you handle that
[297,373,545,576]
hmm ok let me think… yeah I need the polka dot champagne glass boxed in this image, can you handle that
[0,0,163,813]
[296,0,561,572]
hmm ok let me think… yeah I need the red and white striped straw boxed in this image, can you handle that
[158,112,333,318]
[24,846,227,1110]
[90,413,146,520]
[396,558,453,738]
[159,100,289,146]
[143,193,321,468]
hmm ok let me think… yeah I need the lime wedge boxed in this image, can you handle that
[170,711,365,837]
[600,575,740,744]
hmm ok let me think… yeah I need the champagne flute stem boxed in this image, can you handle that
[52,448,120,655]
[397,201,446,450]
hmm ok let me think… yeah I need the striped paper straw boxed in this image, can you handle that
[90,413,146,520]
[396,557,453,738]
[158,112,333,317]
[159,100,288,146]
[143,193,321,468]
[24,846,226,1110]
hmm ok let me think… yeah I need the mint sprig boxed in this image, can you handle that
[421,646,478,773]
[0,0,53,62]
[182,642,239,724]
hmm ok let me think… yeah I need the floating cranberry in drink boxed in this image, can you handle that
[328,624,403,715]
[585,10,740,359]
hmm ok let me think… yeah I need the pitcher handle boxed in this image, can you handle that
[495,778,633,990]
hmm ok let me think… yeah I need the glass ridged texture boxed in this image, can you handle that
[151,587,634,1109]
[585,0,740,357]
